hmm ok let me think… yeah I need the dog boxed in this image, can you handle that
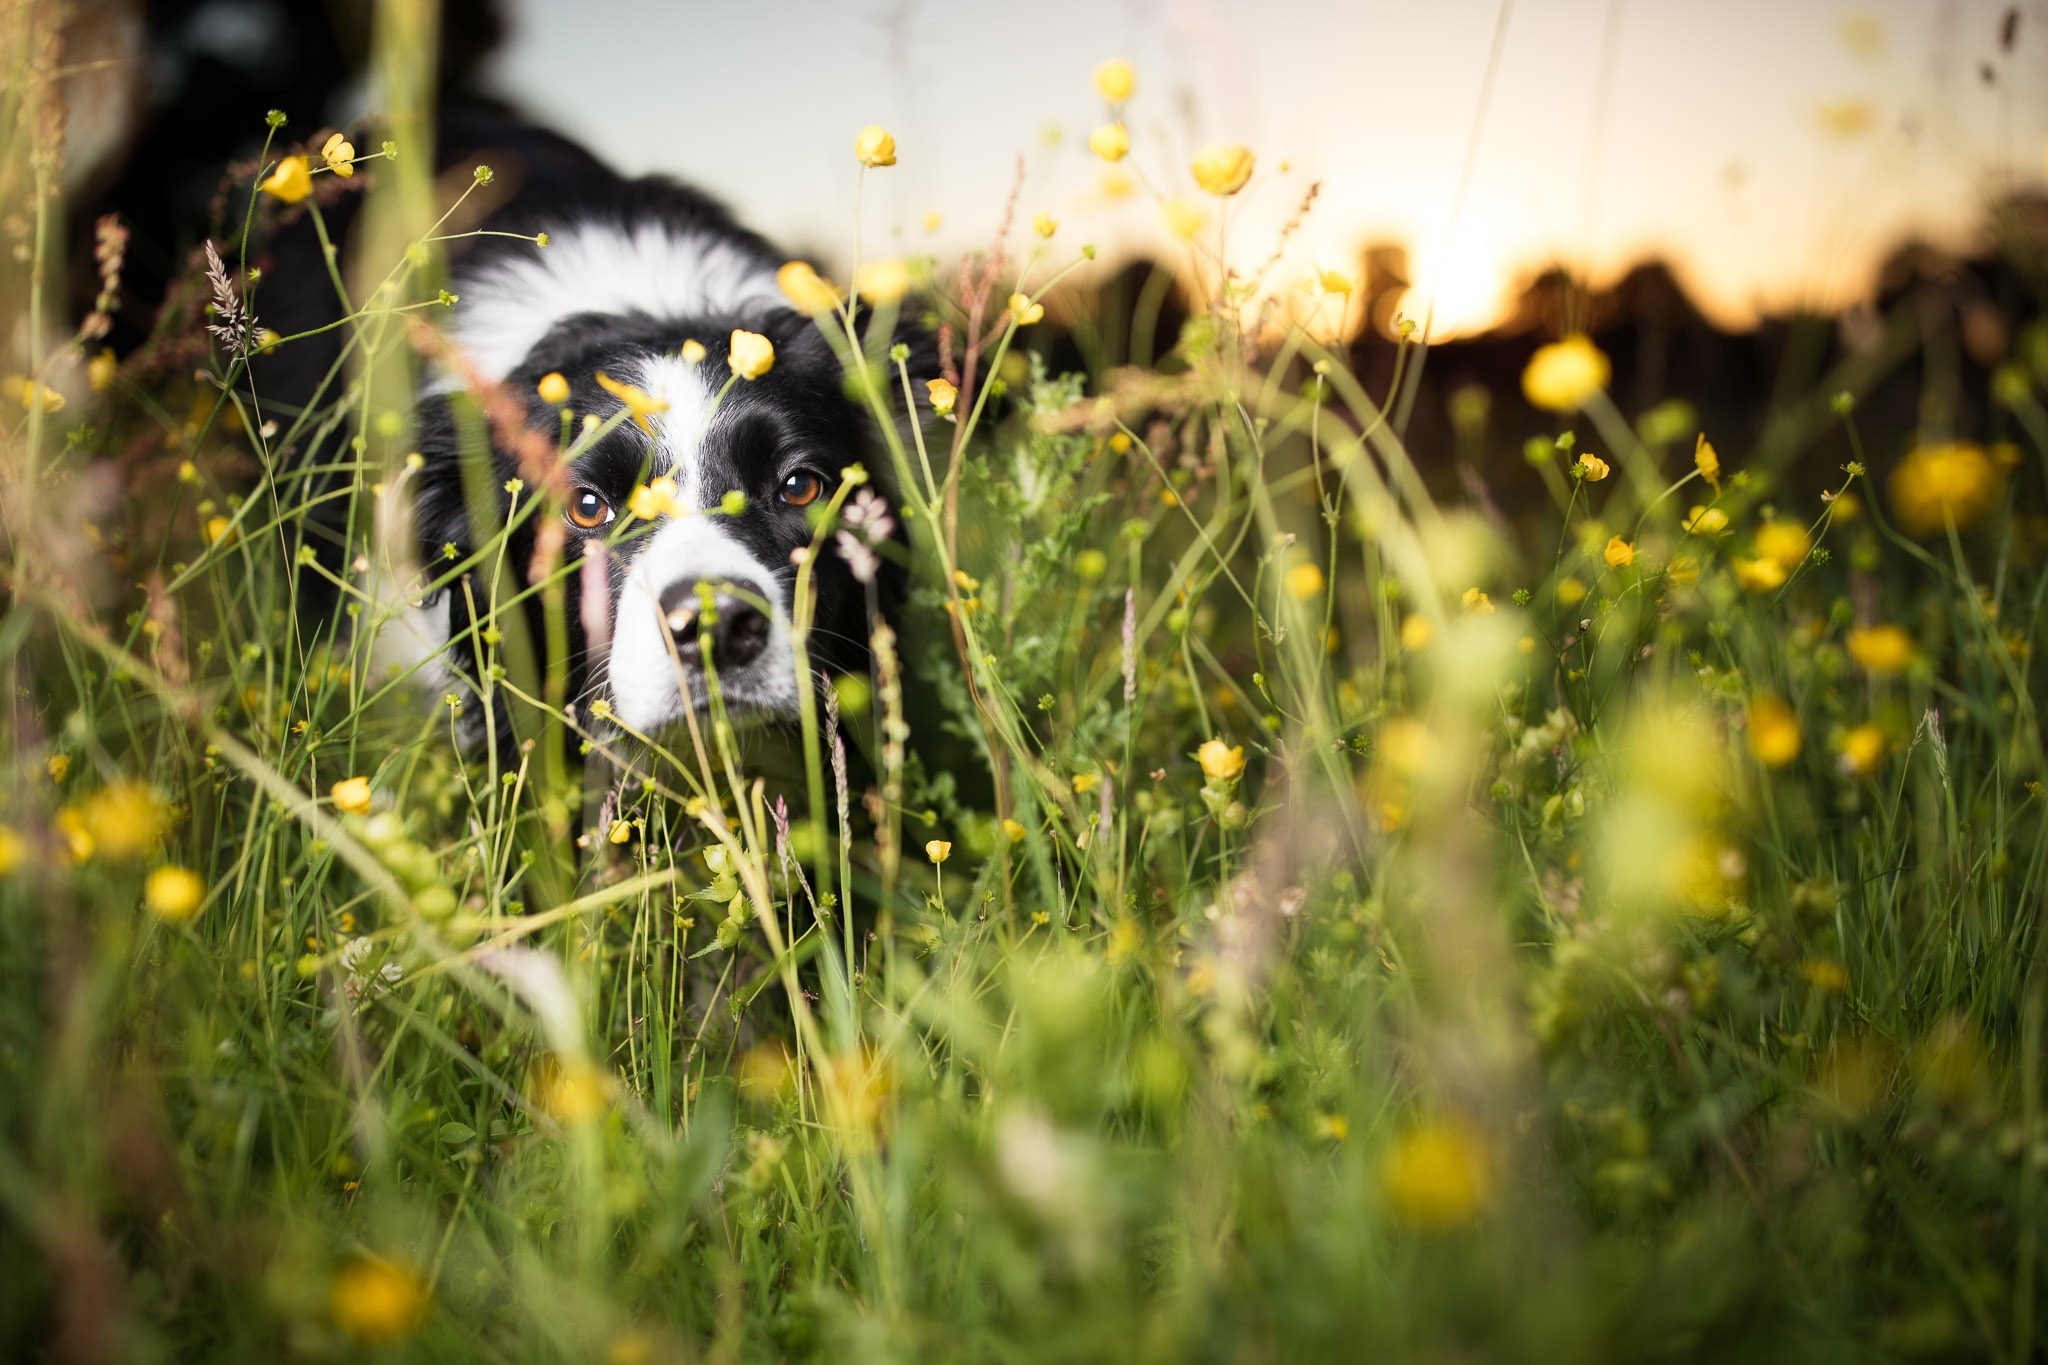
[255,111,915,748]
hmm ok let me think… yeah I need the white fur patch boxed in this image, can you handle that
[450,221,785,382]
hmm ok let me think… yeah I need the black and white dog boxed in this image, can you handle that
[259,113,914,743]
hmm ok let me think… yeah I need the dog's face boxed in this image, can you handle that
[413,309,899,736]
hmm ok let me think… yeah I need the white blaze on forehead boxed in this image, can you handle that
[450,220,785,382]
[629,353,717,506]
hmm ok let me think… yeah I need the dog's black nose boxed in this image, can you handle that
[657,581,771,669]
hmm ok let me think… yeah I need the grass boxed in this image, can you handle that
[5,17,2048,1364]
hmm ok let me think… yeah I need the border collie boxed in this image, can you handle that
[257,112,914,744]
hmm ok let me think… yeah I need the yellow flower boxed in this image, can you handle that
[1191,143,1255,196]
[1007,293,1045,326]
[1198,739,1246,783]
[0,824,21,877]
[1732,556,1786,593]
[1461,587,1493,615]
[1801,959,1850,993]
[924,839,952,864]
[854,125,897,168]
[1887,441,2001,535]
[1379,1119,1490,1229]
[1093,57,1136,103]
[606,819,633,845]
[680,339,707,364]
[536,1054,611,1124]
[204,514,234,546]
[47,754,70,784]
[1087,122,1131,163]
[1846,624,1916,675]
[776,260,842,315]
[3,374,66,413]
[925,377,958,416]
[1603,535,1634,568]
[728,329,775,380]
[1072,771,1101,795]
[144,865,206,923]
[1748,697,1803,768]
[1284,562,1325,601]
[80,781,168,859]
[1521,334,1610,412]
[55,808,93,863]
[536,372,570,405]
[854,257,910,306]
[1032,212,1058,239]
[1694,432,1721,490]
[1001,818,1027,843]
[330,776,373,816]
[922,210,943,232]
[1099,168,1134,200]
[1318,269,1356,296]
[628,475,681,521]
[87,348,117,393]
[594,370,670,434]
[1161,197,1207,239]
[1837,724,1887,775]
[320,131,356,178]
[1683,505,1729,536]
[1314,1113,1350,1142]
[260,154,313,204]
[1753,520,1812,571]
[1400,614,1432,651]
[329,1258,431,1346]
[1555,575,1588,606]
[1574,454,1610,482]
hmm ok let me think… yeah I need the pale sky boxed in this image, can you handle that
[489,0,2048,337]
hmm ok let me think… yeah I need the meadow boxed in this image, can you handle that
[4,21,2048,1365]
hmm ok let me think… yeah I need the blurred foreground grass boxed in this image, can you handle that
[4,15,2048,1364]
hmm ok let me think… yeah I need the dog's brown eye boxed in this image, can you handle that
[779,471,824,508]
[567,488,613,529]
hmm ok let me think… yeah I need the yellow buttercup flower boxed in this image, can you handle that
[144,866,206,923]
[854,257,910,306]
[1603,535,1635,568]
[1284,562,1325,601]
[1748,697,1802,768]
[330,776,373,816]
[1732,556,1787,593]
[1001,818,1027,843]
[1400,614,1433,651]
[628,475,681,520]
[607,819,632,845]
[536,372,570,405]
[1032,213,1058,239]
[728,330,775,380]
[1007,293,1045,326]
[1318,269,1356,296]
[776,260,842,315]
[1574,454,1610,482]
[1753,520,1812,571]
[1087,122,1131,163]
[1837,724,1887,775]
[260,154,313,204]
[80,781,168,859]
[594,371,670,434]
[0,824,22,877]
[925,377,958,416]
[1461,587,1494,615]
[1887,441,2001,536]
[1379,1119,1491,1229]
[680,339,707,364]
[1191,143,1255,196]
[1666,555,1701,585]
[854,125,897,168]
[1683,505,1729,536]
[1846,624,1916,675]
[924,840,952,864]
[1161,197,1207,239]
[536,1054,611,1124]
[1093,57,1136,103]
[3,374,66,413]
[1198,739,1246,784]
[320,131,356,178]
[1521,334,1610,412]
[329,1258,431,1346]
[1694,432,1721,490]
[88,348,118,393]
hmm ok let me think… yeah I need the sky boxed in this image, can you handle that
[487,0,2048,338]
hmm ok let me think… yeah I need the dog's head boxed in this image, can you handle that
[413,305,915,736]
